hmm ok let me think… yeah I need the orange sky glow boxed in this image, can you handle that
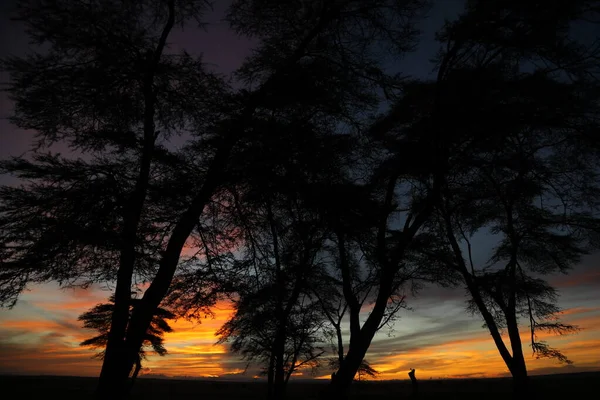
[1,278,599,381]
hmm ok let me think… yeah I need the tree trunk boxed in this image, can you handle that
[268,200,287,400]
[96,93,153,399]
[325,268,396,400]
[103,136,234,398]
[325,332,370,400]
[505,310,528,399]
[510,357,528,400]
[443,208,526,397]
[96,3,175,397]
[96,345,131,399]
[336,324,344,366]
[97,242,140,398]
[273,328,287,400]
[273,275,305,400]
[97,99,155,397]
[464,278,514,367]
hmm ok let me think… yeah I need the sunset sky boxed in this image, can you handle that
[1,0,600,382]
[0,267,598,380]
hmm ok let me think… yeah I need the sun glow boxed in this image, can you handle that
[0,284,599,379]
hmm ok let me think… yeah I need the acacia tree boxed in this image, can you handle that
[1,1,425,397]
[0,1,229,397]
[215,199,329,400]
[224,3,453,398]
[410,0,600,396]
[180,1,430,398]
[79,295,175,385]
[433,127,600,395]
[217,290,328,397]
[318,292,383,384]
[307,1,600,398]
[305,174,455,400]
[311,241,410,383]
[212,112,347,400]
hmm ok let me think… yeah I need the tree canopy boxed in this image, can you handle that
[1,1,600,400]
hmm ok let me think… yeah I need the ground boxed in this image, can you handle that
[1,372,597,399]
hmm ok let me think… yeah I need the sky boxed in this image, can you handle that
[1,0,600,382]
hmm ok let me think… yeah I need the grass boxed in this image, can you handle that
[1,372,597,399]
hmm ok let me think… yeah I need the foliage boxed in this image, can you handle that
[1,1,600,398]
[416,0,600,384]
[328,358,380,381]
[79,294,175,360]
[0,0,226,307]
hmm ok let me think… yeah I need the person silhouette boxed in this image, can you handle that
[408,368,418,396]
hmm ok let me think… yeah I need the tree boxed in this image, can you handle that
[310,1,600,397]
[79,294,175,385]
[412,0,600,396]
[311,245,410,385]
[213,123,339,400]
[309,178,449,399]
[0,1,227,397]
[355,360,380,382]
[224,4,448,398]
[432,126,599,396]
[217,290,328,394]
[2,0,421,397]
[180,2,432,399]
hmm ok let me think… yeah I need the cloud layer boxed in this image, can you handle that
[1,264,599,381]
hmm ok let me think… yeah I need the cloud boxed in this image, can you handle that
[366,317,600,380]
[1,274,599,381]
[368,319,484,357]
[0,327,100,376]
[560,307,600,316]
[554,270,600,289]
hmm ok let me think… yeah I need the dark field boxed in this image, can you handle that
[1,372,598,399]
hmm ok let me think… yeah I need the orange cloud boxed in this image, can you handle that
[367,312,600,380]
[555,270,600,288]
[139,301,242,378]
[560,307,600,316]
[1,283,599,381]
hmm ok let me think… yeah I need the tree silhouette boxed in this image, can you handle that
[78,295,174,385]
[413,0,600,397]
[212,125,341,400]
[0,0,225,397]
[310,1,600,397]
[0,1,430,396]
[175,2,434,399]
[1,1,599,400]
[312,261,406,386]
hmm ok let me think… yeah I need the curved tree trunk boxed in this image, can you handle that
[505,310,528,399]
[442,208,528,398]
[96,2,175,398]
[324,268,396,400]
